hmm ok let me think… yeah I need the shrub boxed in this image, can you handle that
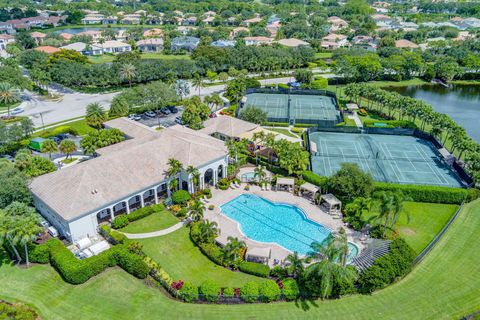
[200,280,220,302]
[179,281,198,302]
[127,206,154,222]
[301,171,329,190]
[291,127,303,134]
[150,203,165,212]
[239,261,270,277]
[258,280,281,302]
[29,242,50,264]
[282,278,300,301]
[222,287,235,298]
[278,83,289,89]
[270,266,289,279]
[293,123,315,128]
[177,207,188,218]
[111,215,129,229]
[241,281,259,303]
[217,178,230,190]
[172,190,192,205]
[265,122,289,127]
[358,108,367,116]
[373,182,477,204]
[198,243,225,266]
[203,188,212,199]
[208,204,215,210]
[357,238,415,294]
[112,246,150,279]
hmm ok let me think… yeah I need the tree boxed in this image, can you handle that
[109,96,130,118]
[186,165,200,192]
[373,191,410,237]
[294,69,314,84]
[223,236,246,267]
[174,79,190,100]
[254,165,267,186]
[166,158,183,193]
[329,163,374,203]
[48,49,89,64]
[119,63,137,87]
[191,74,205,97]
[434,57,462,82]
[41,139,58,160]
[286,251,304,278]
[239,107,267,125]
[189,201,205,222]
[59,139,77,159]
[197,220,218,243]
[19,118,34,137]
[0,82,20,117]
[0,160,32,209]
[15,31,35,49]
[85,103,107,128]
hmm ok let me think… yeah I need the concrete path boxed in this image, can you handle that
[121,221,187,239]
[349,112,363,128]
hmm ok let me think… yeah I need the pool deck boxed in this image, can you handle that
[205,179,361,266]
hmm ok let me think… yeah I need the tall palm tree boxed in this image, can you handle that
[85,103,107,128]
[166,158,183,194]
[186,165,200,192]
[59,139,77,159]
[254,165,267,185]
[41,139,58,160]
[0,212,21,263]
[223,236,246,266]
[12,213,42,267]
[373,191,395,237]
[191,74,205,97]
[285,251,304,278]
[198,219,218,243]
[189,201,205,221]
[0,82,20,117]
[119,63,137,87]
[389,192,410,231]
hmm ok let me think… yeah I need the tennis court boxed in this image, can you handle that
[309,132,463,187]
[244,93,340,124]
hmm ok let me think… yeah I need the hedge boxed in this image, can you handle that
[99,225,127,244]
[38,125,79,138]
[43,239,149,285]
[241,282,259,303]
[293,123,316,128]
[301,170,329,190]
[111,215,129,229]
[258,280,281,302]
[265,122,289,127]
[200,280,220,302]
[373,182,479,204]
[179,281,198,302]
[238,261,270,278]
[29,243,50,264]
[282,278,300,301]
[222,287,235,298]
[172,190,191,205]
[126,206,153,222]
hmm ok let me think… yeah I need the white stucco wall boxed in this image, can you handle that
[68,213,99,242]
[32,195,70,239]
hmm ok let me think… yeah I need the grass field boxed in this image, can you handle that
[315,52,333,59]
[0,200,479,319]
[138,227,267,287]
[34,119,95,137]
[119,210,179,234]
[268,128,299,139]
[88,53,191,64]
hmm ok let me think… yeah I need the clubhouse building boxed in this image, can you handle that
[30,118,239,242]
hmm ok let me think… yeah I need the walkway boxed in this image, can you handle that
[348,112,363,128]
[121,221,187,239]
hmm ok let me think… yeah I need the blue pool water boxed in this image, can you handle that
[220,194,332,255]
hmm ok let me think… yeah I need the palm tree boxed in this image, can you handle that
[285,251,304,278]
[166,158,183,194]
[13,213,42,267]
[0,211,21,263]
[186,165,200,192]
[191,74,205,97]
[254,165,267,185]
[41,139,58,160]
[223,236,246,267]
[389,192,410,231]
[119,63,137,87]
[189,201,205,221]
[373,191,395,237]
[198,220,218,243]
[0,82,20,117]
[59,139,77,159]
[85,103,107,128]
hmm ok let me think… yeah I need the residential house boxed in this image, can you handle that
[371,13,395,29]
[171,36,200,51]
[34,46,61,54]
[352,35,378,51]
[136,38,164,52]
[327,16,349,32]
[243,16,262,27]
[115,30,129,42]
[77,30,103,41]
[81,13,105,24]
[244,36,273,46]
[0,34,15,50]
[321,34,348,49]
[30,31,46,45]
[453,31,473,42]
[183,16,197,26]
[224,17,237,26]
[143,28,163,38]
[121,14,141,25]
[395,39,419,49]
[230,27,249,39]
[203,16,215,26]
[177,26,197,35]
[266,21,281,38]
[276,38,310,48]
[30,117,229,242]
[102,16,118,24]
[210,39,235,48]
[101,40,132,54]
[59,33,73,41]
[60,42,103,55]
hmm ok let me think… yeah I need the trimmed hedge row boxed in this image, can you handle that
[363,119,417,129]
[301,170,329,190]
[239,261,270,278]
[128,204,164,222]
[33,239,149,284]
[373,182,479,204]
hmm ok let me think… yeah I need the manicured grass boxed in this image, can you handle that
[88,53,191,64]
[34,119,95,137]
[119,210,179,234]
[315,52,333,59]
[138,227,267,287]
[60,157,77,165]
[0,200,479,319]
[268,128,299,139]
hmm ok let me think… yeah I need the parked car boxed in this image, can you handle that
[49,136,61,144]
[47,226,59,237]
[144,111,156,118]
[174,116,184,125]
[168,106,179,114]
[160,108,171,115]
[128,114,141,121]
[39,219,50,228]
[11,107,24,115]
[56,133,69,141]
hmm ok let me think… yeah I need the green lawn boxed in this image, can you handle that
[34,119,95,137]
[0,200,479,319]
[119,210,179,234]
[315,52,333,59]
[267,128,299,139]
[88,53,191,64]
[138,227,267,287]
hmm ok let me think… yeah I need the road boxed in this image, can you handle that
[13,73,335,128]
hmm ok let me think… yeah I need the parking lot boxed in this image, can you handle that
[133,106,184,128]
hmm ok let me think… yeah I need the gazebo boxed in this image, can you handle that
[276,177,295,193]
[299,182,319,199]
[346,103,359,113]
[246,247,271,265]
[320,193,342,216]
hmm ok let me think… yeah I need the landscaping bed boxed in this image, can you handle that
[119,210,179,234]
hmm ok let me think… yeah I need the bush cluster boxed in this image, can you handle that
[217,178,230,190]
[301,170,329,190]
[99,225,127,244]
[111,215,129,229]
[281,278,300,301]
[258,280,281,303]
[241,282,259,303]
[172,190,192,205]
[357,238,415,294]
[200,280,220,302]
[127,204,164,222]
[38,125,79,138]
[179,281,198,302]
[238,261,270,278]
[373,182,478,204]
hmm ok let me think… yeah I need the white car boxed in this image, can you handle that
[47,226,59,237]
[128,114,141,121]
[39,219,50,228]
[144,111,156,118]
[11,107,24,115]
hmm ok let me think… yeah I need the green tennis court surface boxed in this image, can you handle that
[309,132,463,187]
[245,93,339,123]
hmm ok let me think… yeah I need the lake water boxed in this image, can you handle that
[387,84,480,142]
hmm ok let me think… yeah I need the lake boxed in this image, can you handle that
[387,84,480,142]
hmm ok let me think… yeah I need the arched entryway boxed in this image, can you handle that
[96,208,111,224]
[113,202,127,216]
[128,195,142,212]
[204,168,214,186]
[182,181,189,191]
[217,165,224,180]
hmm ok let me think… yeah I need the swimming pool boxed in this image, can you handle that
[220,194,333,255]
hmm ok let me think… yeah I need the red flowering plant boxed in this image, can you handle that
[234,288,241,297]
[277,280,284,290]
[171,280,184,290]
